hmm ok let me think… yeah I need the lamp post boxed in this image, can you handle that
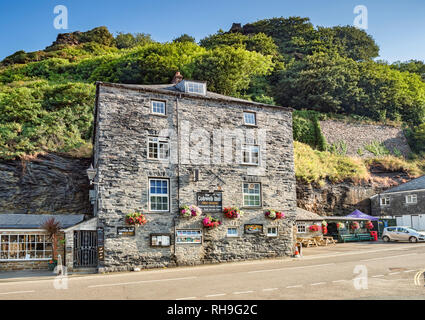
[86,164,97,185]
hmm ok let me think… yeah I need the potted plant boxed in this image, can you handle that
[180,205,202,218]
[125,212,147,226]
[308,225,320,232]
[365,220,374,230]
[322,220,328,234]
[264,210,285,220]
[202,216,222,228]
[41,217,61,266]
[48,259,58,271]
[223,207,243,219]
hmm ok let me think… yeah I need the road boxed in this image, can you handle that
[1,241,425,300]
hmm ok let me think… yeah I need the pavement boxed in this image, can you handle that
[0,240,425,299]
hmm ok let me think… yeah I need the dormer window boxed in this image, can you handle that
[175,80,206,95]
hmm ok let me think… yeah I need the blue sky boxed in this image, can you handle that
[0,0,424,62]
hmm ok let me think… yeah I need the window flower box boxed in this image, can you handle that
[223,207,243,219]
[125,212,147,226]
[202,216,222,228]
[264,209,285,220]
[308,225,320,232]
[180,205,202,218]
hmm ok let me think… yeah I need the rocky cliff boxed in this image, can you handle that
[0,154,92,215]
[297,169,413,215]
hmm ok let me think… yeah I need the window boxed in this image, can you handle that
[148,137,169,160]
[380,197,390,206]
[267,227,278,237]
[175,230,202,244]
[406,194,417,204]
[243,112,256,126]
[150,234,171,247]
[227,227,238,237]
[243,183,261,207]
[186,82,206,94]
[0,234,52,261]
[151,100,166,115]
[297,223,306,233]
[242,144,259,165]
[149,179,169,212]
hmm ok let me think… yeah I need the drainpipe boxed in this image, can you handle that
[174,94,181,257]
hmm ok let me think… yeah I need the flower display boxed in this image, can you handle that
[365,220,374,230]
[202,216,222,228]
[125,212,147,226]
[321,220,328,227]
[264,210,285,220]
[308,224,320,232]
[223,207,243,219]
[350,221,360,230]
[336,222,345,229]
[180,205,202,218]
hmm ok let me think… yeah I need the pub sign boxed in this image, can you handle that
[197,191,222,213]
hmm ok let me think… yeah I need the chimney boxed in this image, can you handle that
[171,71,183,84]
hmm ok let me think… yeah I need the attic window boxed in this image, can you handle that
[176,80,206,95]
[186,81,206,94]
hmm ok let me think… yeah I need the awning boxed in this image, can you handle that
[346,210,379,221]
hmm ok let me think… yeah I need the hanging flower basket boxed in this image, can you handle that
[264,210,285,220]
[308,225,320,232]
[125,212,147,226]
[180,205,202,218]
[321,220,328,227]
[223,207,243,219]
[336,222,345,230]
[350,221,360,230]
[365,220,374,230]
[202,216,222,228]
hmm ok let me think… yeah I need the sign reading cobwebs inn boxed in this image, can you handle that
[197,191,223,213]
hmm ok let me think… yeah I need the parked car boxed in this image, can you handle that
[382,226,425,243]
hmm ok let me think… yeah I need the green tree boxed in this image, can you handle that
[173,34,196,43]
[115,32,154,49]
[191,46,274,96]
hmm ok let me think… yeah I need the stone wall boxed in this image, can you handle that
[320,120,411,158]
[94,84,297,272]
[371,190,425,217]
[0,153,92,215]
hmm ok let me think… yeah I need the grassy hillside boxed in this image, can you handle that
[0,23,424,183]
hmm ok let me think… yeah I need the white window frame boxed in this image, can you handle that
[243,183,261,207]
[147,137,169,161]
[241,144,260,165]
[151,100,166,115]
[226,227,239,238]
[406,194,417,204]
[380,197,390,206]
[243,112,257,126]
[185,81,206,95]
[267,227,278,237]
[0,234,52,261]
[148,178,170,212]
[296,222,307,234]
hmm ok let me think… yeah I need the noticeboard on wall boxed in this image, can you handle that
[244,224,263,234]
[175,229,202,244]
[150,234,171,247]
[117,226,136,236]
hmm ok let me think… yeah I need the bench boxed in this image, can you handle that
[339,233,373,242]
[339,234,358,242]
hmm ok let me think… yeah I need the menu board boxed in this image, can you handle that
[197,192,222,213]
[150,234,171,247]
[244,224,263,234]
[176,230,202,244]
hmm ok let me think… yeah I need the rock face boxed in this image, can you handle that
[320,120,411,158]
[0,154,92,215]
[296,171,413,216]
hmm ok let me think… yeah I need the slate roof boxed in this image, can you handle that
[97,82,293,112]
[380,175,425,194]
[0,214,85,229]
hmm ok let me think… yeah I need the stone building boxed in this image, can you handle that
[91,75,297,272]
[370,175,425,229]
